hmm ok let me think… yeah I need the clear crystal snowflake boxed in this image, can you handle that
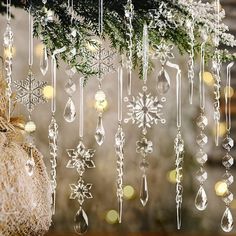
[151,43,174,64]
[90,47,116,74]
[125,92,165,133]
[66,141,95,176]
[70,178,93,205]
[14,71,47,113]
[136,137,153,157]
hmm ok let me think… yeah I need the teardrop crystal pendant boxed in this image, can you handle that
[40,46,49,76]
[64,97,76,123]
[140,174,148,206]
[25,158,35,176]
[74,208,89,235]
[156,68,170,95]
[195,186,208,211]
[95,115,105,146]
[221,207,234,232]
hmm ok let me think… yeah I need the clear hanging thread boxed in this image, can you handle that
[220,62,234,233]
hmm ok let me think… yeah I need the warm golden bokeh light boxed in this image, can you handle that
[215,181,228,196]
[203,72,214,86]
[43,85,54,100]
[94,99,108,112]
[35,43,44,58]
[167,169,177,184]
[123,185,135,200]
[4,46,16,58]
[105,210,118,224]
[24,121,36,133]
[224,86,234,98]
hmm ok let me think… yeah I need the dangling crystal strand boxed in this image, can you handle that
[174,131,184,229]
[74,207,89,235]
[95,114,105,145]
[40,46,49,76]
[48,115,58,215]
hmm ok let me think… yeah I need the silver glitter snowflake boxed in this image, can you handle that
[90,47,116,74]
[66,141,95,176]
[14,71,47,113]
[69,178,93,205]
[125,91,165,133]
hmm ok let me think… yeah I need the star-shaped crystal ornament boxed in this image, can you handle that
[90,47,116,74]
[70,178,93,205]
[125,91,165,134]
[66,141,95,176]
[136,137,153,157]
[151,43,174,65]
[14,70,47,113]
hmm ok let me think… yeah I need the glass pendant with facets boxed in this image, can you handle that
[156,68,170,95]
[64,97,76,123]
[74,208,89,235]
[25,158,35,176]
[95,115,105,146]
[221,207,234,232]
[195,186,208,211]
[40,46,49,76]
[140,174,148,206]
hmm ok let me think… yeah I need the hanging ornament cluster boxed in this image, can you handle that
[5,0,236,234]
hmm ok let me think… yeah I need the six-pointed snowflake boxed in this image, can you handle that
[90,47,116,74]
[151,43,174,64]
[136,137,153,157]
[125,92,165,133]
[66,141,95,176]
[70,178,93,205]
[14,71,47,113]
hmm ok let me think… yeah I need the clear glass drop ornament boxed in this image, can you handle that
[195,186,208,211]
[64,97,76,123]
[95,115,105,146]
[40,46,49,76]
[25,158,35,177]
[140,174,148,206]
[74,208,89,235]
[156,68,170,95]
[221,207,234,232]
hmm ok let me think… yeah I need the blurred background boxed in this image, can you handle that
[0,1,236,235]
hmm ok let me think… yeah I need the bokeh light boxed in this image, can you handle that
[43,85,54,100]
[203,72,214,86]
[224,86,234,98]
[35,43,44,58]
[167,169,177,184]
[105,210,118,224]
[215,181,228,196]
[123,185,135,200]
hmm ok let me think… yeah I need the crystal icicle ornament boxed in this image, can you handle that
[40,46,48,76]
[221,207,234,232]
[64,97,76,123]
[74,207,89,235]
[95,114,105,146]
[195,186,208,211]
[25,146,35,177]
[156,68,170,95]
[140,174,148,207]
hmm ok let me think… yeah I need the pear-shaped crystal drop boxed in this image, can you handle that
[74,208,88,235]
[140,174,148,207]
[64,97,76,123]
[25,158,35,176]
[195,186,208,211]
[40,47,49,76]
[156,69,170,94]
[95,115,105,146]
[221,207,233,232]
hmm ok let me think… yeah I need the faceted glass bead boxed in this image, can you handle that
[65,79,76,96]
[65,66,76,77]
[222,153,234,169]
[156,69,170,95]
[221,207,234,233]
[64,97,76,123]
[74,208,88,235]
[222,137,234,152]
[196,169,208,183]
[195,186,208,211]
[196,115,208,130]
[196,150,208,165]
[140,174,148,207]
[196,133,208,147]
[223,172,234,186]
[139,160,149,172]
[222,191,233,205]
[95,116,105,146]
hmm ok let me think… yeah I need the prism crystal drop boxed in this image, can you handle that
[196,150,208,165]
[223,172,234,186]
[156,69,170,95]
[195,186,208,211]
[196,169,208,183]
[221,207,233,233]
[222,153,234,169]
[95,115,105,146]
[196,133,208,147]
[222,137,234,151]
[65,79,76,96]
[64,97,76,123]
[140,174,148,207]
[74,208,89,235]
[196,115,208,129]
[222,191,233,205]
[25,158,35,177]
[40,47,49,76]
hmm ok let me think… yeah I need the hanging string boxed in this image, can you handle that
[226,62,234,132]
[118,67,123,123]
[79,77,84,139]
[28,7,33,67]
[176,70,181,129]
[6,0,11,22]
[98,0,103,36]
[199,43,205,111]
